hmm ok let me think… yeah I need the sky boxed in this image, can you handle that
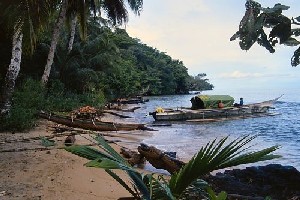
[125,0,300,91]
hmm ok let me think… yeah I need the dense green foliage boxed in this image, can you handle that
[66,134,281,200]
[188,73,214,92]
[51,21,213,97]
[0,16,213,131]
[232,0,300,66]
[1,18,213,98]
[0,79,105,131]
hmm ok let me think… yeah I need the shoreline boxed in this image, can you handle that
[0,118,152,200]
[1,110,299,199]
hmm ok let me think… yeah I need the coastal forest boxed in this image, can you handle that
[0,25,214,98]
[0,1,298,200]
[0,1,213,131]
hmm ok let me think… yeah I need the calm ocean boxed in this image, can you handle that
[130,88,300,170]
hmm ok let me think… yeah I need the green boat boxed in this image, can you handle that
[150,95,282,121]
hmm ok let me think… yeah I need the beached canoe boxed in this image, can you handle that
[39,111,149,131]
[118,96,149,104]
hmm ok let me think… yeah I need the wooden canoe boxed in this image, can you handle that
[39,111,149,131]
[150,96,282,121]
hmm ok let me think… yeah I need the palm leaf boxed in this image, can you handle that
[150,176,176,200]
[207,187,227,200]
[94,135,127,162]
[0,0,60,54]
[179,179,208,200]
[65,145,114,160]
[127,171,151,200]
[65,134,151,200]
[105,169,140,199]
[40,137,56,147]
[169,135,281,197]
[85,158,133,171]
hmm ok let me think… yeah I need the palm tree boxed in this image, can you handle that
[67,15,78,53]
[41,0,143,84]
[66,134,281,199]
[41,0,68,84]
[0,0,58,115]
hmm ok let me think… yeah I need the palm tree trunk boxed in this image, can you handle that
[68,16,77,54]
[0,30,23,115]
[41,0,67,84]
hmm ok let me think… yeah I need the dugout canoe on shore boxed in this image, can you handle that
[39,111,150,131]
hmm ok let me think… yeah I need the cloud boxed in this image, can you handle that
[126,0,300,90]
[218,71,263,79]
[217,70,300,80]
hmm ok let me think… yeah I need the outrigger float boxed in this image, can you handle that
[149,95,282,122]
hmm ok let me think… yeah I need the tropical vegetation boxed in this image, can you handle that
[0,1,213,131]
[0,0,145,115]
[232,0,300,66]
[66,134,281,200]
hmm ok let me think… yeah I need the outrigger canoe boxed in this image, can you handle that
[39,111,150,131]
[150,95,282,121]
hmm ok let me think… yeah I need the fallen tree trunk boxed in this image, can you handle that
[138,143,185,174]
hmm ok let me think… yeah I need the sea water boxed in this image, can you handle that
[132,88,300,170]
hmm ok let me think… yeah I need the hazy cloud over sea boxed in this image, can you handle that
[126,0,300,90]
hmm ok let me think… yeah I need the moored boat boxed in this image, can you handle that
[150,95,282,121]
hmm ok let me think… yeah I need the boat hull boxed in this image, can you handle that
[151,106,273,121]
[39,112,147,131]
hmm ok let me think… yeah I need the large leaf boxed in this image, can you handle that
[85,158,133,171]
[66,134,151,200]
[257,30,275,53]
[231,0,300,66]
[269,16,291,44]
[260,3,290,14]
[169,135,281,197]
[65,145,114,161]
[292,28,300,37]
[282,37,300,46]
[105,169,140,199]
[291,47,300,66]
[127,171,151,200]
[151,176,176,200]
[179,179,208,200]
[94,135,127,163]
[235,0,265,51]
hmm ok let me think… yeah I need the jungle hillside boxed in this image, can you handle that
[0,14,213,131]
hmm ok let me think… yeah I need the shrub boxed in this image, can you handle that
[0,79,106,132]
[0,79,45,131]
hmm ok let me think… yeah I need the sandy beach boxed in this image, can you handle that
[0,115,153,200]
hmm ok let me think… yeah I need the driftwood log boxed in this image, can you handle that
[120,147,146,166]
[138,143,185,174]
